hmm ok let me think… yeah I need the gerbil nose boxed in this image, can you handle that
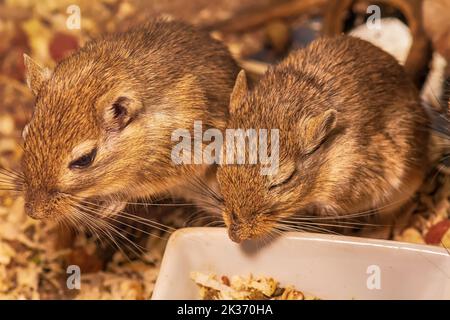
[228,228,242,243]
[228,222,247,243]
[25,201,53,220]
[24,191,52,220]
[24,202,32,215]
[24,201,40,219]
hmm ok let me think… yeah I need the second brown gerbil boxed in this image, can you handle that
[216,36,431,243]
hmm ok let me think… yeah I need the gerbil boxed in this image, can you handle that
[21,20,239,220]
[217,36,431,243]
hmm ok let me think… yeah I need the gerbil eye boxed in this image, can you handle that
[69,148,97,169]
[268,169,296,191]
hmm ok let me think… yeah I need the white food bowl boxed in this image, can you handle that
[152,227,450,300]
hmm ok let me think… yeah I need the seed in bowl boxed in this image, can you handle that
[190,272,318,300]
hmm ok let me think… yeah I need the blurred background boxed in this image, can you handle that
[0,0,448,299]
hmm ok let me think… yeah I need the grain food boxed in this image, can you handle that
[191,272,318,300]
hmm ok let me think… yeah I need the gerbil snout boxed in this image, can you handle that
[226,219,275,244]
[24,185,126,220]
[24,201,48,220]
[24,190,70,220]
[228,221,246,243]
[225,210,275,244]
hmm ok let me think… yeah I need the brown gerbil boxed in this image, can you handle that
[216,36,431,243]
[20,20,239,220]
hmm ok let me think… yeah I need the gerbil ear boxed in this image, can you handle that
[229,70,248,114]
[102,96,140,132]
[300,109,337,154]
[23,54,52,96]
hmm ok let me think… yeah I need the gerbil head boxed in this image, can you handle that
[217,70,338,243]
[21,54,150,220]
[20,22,236,221]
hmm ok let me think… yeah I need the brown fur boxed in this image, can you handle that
[217,36,431,243]
[437,99,450,173]
[21,20,239,220]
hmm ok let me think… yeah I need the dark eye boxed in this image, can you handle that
[69,148,97,169]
